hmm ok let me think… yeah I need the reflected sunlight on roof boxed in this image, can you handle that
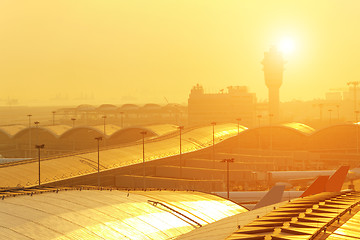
[281,122,315,134]
[0,124,238,188]
[0,188,247,240]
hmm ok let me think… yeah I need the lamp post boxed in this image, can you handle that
[356,111,360,155]
[178,126,184,178]
[347,81,360,120]
[120,112,124,128]
[34,121,40,145]
[257,114,262,127]
[27,114,32,158]
[236,118,242,135]
[257,115,262,152]
[336,105,340,121]
[102,115,107,135]
[328,109,333,125]
[71,118,76,128]
[269,113,274,153]
[211,122,216,168]
[140,131,147,189]
[71,118,76,151]
[313,104,324,121]
[221,158,234,199]
[52,111,56,125]
[35,144,45,186]
[95,137,102,187]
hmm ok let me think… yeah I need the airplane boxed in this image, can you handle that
[214,166,350,210]
[267,165,358,188]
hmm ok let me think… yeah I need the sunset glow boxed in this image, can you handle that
[0,1,359,105]
[278,37,295,55]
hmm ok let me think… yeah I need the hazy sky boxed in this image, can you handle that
[1,1,359,106]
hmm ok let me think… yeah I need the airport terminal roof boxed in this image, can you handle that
[1,124,179,139]
[308,123,360,150]
[226,191,360,240]
[281,122,315,135]
[13,125,72,139]
[91,124,122,136]
[0,123,238,188]
[0,187,247,240]
[0,124,26,138]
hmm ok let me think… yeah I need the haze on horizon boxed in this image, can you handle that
[1,0,359,106]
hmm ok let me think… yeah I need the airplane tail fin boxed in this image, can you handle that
[326,165,349,192]
[300,175,329,198]
[300,165,350,198]
[253,184,285,209]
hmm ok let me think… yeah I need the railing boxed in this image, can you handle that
[147,200,202,228]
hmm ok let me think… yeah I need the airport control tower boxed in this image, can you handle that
[262,46,285,121]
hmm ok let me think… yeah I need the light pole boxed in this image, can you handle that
[347,81,360,120]
[257,114,262,127]
[71,118,76,151]
[52,111,56,125]
[236,118,241,135]
[328,109,333,125]
[102,115,107,135]
[336,105,340,121]
[34,121,40,146]
[269,113,274,153]
[120,112,124,128]
[356,111,360,155]
[178,126,184,178]
[27,114,32,158]
[211,122,216,168]
[313,104,324,121]
[257,115,262,152]
[221,158,234,199]
[95,137,102,188]
[71,118,76,128]
[140,131,147,189]
[35,144,45,186]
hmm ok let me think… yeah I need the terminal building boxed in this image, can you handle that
[188,84,257,127]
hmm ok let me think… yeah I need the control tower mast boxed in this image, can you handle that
[262,46,285,121]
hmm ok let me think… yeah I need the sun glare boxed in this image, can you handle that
[278,37,295,55]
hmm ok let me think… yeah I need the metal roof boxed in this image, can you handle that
[0,187,247,240]
[144,124,180,136]
[226,191,360,239]
[91,124,122,136]
[42,124,72,137]
[0,124,26,138]
[281,122,315,135]
[0,123,238,188]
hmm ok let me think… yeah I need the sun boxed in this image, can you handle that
[278,37,295,55]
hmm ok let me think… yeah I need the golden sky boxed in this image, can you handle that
[0,0,359,105]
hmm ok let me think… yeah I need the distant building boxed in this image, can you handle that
[188,84,257,127]
[325,92,342,101]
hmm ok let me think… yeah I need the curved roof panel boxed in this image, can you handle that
[308,123,359,150]
[60,125,106,139]
[0,125,26,138]
[97,104,118,111]
[0,188,247,240]
[281,122,315,135]
[119,104,139,111]
[75,104,96,111]
[42,125,72,137]
[92,124,122,136]
[142,103,162,110]
[0,124,238,188]
[13,125,70,139]
[143,124,179,136]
